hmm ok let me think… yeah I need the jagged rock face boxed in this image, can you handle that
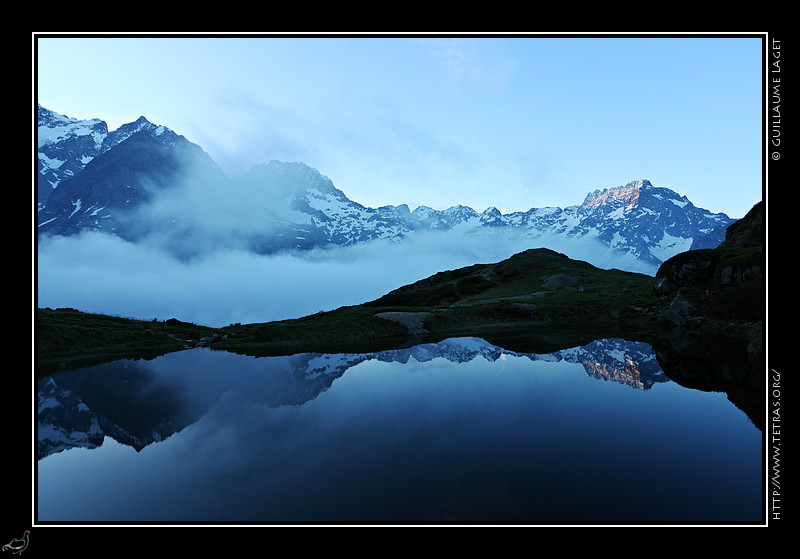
[37,106,215,205]
[719,199,763,250]
[653,252,716,294]
[583,178,645,208]
[37,105,109,206]
[653,197,763,363]
[654,201,763,295]
[37,105,225,240]
[36,106,737,273]
[38,132,184,236]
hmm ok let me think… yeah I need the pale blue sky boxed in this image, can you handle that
[35,34,764,218]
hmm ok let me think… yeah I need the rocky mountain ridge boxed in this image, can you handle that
[36,105,736,273]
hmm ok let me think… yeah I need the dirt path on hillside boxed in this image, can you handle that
[375,311,430,335]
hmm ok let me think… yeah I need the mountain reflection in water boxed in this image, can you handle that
[37,337,667,459]
[36,337,763,524]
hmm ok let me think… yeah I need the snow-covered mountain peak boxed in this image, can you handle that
[582,178,699,214]
[37,104,107,149]
[582,179,652,209]
[240,160,346,201]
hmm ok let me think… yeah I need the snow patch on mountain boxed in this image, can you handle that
[649,231,695,262]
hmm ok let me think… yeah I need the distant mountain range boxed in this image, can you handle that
[36,105,735,273]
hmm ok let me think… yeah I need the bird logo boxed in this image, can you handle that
[2,531,29,555]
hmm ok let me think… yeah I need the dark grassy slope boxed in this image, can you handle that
[35,248,663,370]
[211,248,664,357]
[367,248,661,350]
[213,306,412,356]
[36,308,220,376]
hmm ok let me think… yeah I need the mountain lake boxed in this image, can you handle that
[36,337,764,525]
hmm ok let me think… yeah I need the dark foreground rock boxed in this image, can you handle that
[650,201,764,428]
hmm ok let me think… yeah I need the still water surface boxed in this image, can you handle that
[37,337,763,524]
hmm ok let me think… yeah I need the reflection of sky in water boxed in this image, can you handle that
[37,344,762,524]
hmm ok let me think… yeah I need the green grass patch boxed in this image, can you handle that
[215,305,411,356]
[36,307,220,375]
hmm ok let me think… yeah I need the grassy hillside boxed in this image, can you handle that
[213,306,411,356]
[213,248,663,356]
[36,308,220,375]
[367,248,657,322]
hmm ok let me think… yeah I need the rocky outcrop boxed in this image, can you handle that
[654,201,763,298]
[651,201,764,414]
[651,273,765,429]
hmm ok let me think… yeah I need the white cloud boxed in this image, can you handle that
[36,219,653,329]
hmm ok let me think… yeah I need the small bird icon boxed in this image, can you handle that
[2,531,29,555]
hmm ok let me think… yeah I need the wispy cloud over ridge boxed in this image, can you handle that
[36,222,649,329]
